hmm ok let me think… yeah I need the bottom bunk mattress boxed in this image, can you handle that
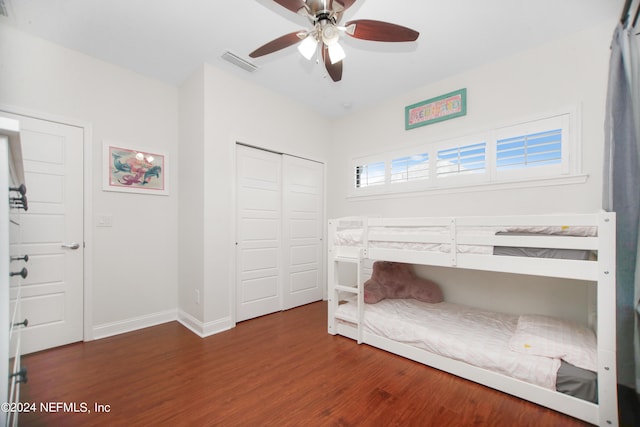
[335,296,597,402]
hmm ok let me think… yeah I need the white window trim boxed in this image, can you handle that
[348,173,589,200]
[349,106,583,199]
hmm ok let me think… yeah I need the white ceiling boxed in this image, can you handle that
[0,0,623,118]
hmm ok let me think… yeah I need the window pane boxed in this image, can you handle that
[355,161,385,188]
[391,153,429,183]
[437,142,486,177]
[497,129,562,171]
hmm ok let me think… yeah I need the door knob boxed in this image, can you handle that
[61,242,80,250]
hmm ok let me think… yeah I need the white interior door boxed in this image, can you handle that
[282,155,324,309]
[236,145,282,322]
[5,112,84,354]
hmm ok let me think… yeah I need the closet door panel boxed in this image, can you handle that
[290,270,319,293]
[282,155,324,310]
[236,145,282,322]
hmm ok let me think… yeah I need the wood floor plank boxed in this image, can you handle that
[18,301,592,426]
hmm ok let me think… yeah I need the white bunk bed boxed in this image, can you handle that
[327,212,617,426]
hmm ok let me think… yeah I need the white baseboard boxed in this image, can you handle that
[177,310,233,338]
[91,309,178,340]
[90,309,234,340]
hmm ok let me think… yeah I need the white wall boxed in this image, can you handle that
[177,64,331,333]
[177,67,206,325]
[0,24,180,338]
[328,20,615,219]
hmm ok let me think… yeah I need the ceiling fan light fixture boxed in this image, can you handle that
[328,42,346,64]
[298,35,317,60]
[321,24,340,45]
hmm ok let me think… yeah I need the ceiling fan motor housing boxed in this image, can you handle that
[305,0,335,19]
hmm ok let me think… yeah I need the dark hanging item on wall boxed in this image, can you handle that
[10,267,28,279]
[9,183,26,195]
[12,318,28,328]
[10,254,28,263]
[9,183,28,211]
[9,367,28,383]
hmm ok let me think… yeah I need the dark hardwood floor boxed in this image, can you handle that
[16,301,629,426]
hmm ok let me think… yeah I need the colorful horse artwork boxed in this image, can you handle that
[108,146,165,193]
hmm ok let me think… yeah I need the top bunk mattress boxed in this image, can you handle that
[333,221,597,260]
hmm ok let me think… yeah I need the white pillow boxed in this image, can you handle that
[509,314,597,372]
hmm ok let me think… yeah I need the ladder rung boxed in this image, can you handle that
[335,256,361,263]
[335,313,358,324]
[335,285,359,294]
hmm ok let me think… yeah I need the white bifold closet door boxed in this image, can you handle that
[236,145,324,322]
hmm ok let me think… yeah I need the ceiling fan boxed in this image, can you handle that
[249,0,419,82]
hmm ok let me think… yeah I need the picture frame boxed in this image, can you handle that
[103,142,169,195]
[405,88,467,130]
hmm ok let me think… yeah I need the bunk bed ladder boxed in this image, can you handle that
[328,246,365,343]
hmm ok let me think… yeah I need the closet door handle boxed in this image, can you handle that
[61,242,80,250]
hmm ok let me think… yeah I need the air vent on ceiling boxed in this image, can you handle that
[221,51,258,73]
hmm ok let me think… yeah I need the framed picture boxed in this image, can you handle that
[103,142,169,195]
[405,88,467,130]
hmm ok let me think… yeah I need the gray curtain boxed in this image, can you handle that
[603,17,640,392]
[631,19,640,394]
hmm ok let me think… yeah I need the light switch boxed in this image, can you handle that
[96,214,113,227]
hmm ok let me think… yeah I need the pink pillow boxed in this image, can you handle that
[364,261,443,304]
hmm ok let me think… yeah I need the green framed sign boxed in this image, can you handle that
[405,88,467,130]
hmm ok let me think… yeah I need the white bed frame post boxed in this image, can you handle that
[327,220,338,335]
[449,217,457,266]
[597,211,617,426]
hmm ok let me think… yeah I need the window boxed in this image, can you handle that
[493,114,570,180]
[496,129,562,171]
[436,142,486,178]
[355,161,385,188]
[391,153,429,183]
[350,109,578,196]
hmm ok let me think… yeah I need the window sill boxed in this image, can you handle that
[347,174,589,200]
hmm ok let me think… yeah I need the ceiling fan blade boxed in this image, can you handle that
[272,0,306,14]
[334,0,358,11]
[344,19,419,42]
[332,0,358,24]
[322,44,343,82]
[249,31,304,58]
